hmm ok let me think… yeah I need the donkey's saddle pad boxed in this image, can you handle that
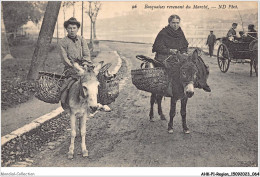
[60,78,77,110]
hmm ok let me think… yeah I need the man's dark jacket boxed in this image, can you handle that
[206,34,216,46]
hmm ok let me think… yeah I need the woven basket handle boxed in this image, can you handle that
[99,63,112,74]
[136,55,164,67]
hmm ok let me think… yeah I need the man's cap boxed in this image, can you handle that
[232,23,238,26]
[64,17,81,28]
[248,24,254,29]
[210,30,213,32]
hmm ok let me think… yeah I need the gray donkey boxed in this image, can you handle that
[61,62,103,159]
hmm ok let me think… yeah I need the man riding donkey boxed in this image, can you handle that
[152,14,211,95]
[59,17,112,112]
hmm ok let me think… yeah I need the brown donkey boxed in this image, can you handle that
[147,50,209,134]
[61,62,103,159]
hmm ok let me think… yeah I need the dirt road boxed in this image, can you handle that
[28,41,257,167]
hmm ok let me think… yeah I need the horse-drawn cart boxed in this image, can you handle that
[217,37,257,73]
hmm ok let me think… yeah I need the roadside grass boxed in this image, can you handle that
[1,39,63,110]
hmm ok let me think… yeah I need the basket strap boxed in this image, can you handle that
[62,69,70,76]
[162,55,176,68]
[79,78,86,98]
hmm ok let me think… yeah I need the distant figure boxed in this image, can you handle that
[206,31,216,57]
[247,24,257,40]
[227,23,238,41]
[240,25,258,43]
[239,31,244,37]
[238,31,245,42]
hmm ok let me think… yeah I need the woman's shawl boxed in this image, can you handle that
[152,25,189,55]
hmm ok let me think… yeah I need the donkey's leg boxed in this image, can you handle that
[149,93,156,122]
[181,97,190,134]
[80,114,88,157]
[250,60,253,77]
[168,98,177,134]
[254,58,258,77]
[68,112,77,159]
[156,95,166,120]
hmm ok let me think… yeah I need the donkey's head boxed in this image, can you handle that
[179,52,198,98]
[74,61,103,112]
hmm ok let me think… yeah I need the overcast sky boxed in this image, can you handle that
[97,1,258,19]
[24,1,258,40]
[66,1,257,20]
[25,1,257,28]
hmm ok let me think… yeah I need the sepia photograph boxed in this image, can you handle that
[1,0,259,176]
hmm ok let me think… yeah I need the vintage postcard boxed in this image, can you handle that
[1,1,258,176]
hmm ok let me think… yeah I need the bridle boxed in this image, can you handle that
[179,61,198,87]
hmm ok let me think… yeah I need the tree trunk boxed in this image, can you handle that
[63,7,66,37]
[27,1,61,80]
[1,3,13,61]
[93,21,96,39]
[90,19,93,43]
[81,1,83,36]
[73,3,75,17]
[56,18,59,43]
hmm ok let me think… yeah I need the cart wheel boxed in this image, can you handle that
[217,44,230,73]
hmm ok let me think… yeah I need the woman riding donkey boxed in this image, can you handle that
[59,17,111,112]
[148,14,211,131]
[152,14,211,94]
[59,17,117,158]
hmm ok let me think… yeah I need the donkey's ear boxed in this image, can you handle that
[191,49,198,61]
[93,61,104,75]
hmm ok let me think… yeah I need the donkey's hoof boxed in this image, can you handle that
[98,103,112,112]
[183,129,190,134]
[104,105,111,112]
[168,129,174,134]
[149,117,155,122]
[89,111,98,118]
[68,153,74,159]
[160,114,166,120]
[82,150,89,157]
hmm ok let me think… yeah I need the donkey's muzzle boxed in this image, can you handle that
[184,82,195,98]
[90,106,98,113]
[186,91,194,98]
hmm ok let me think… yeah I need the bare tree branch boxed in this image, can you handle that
[85,1,102,41]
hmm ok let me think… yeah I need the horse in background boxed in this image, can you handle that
[249,40,258,77]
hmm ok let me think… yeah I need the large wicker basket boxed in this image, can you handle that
[97,65,119,105]
[35,72,65,104]
[98,79,119,105]
[35,67,120,105]
[131,67,169,94]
